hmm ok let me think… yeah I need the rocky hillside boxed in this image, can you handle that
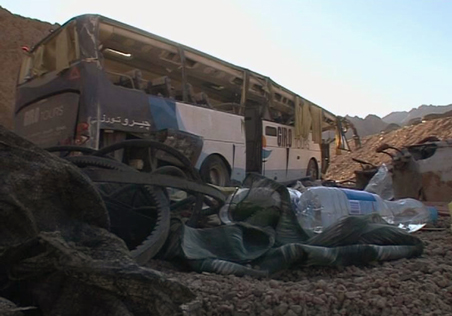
[345,103,452,139]
[345,114,388,137]
[383,104,452,126]
[0,6,56,129]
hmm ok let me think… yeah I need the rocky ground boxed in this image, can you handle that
[148,217,452,316]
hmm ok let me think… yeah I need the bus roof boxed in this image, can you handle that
[30,13,338,127]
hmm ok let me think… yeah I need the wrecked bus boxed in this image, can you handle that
[14,14,337,185]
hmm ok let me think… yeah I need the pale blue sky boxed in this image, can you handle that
[2,0,451,118]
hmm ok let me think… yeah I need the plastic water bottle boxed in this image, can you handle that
[291,187,432,233]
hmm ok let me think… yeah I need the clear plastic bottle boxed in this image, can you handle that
[293,187,432,233]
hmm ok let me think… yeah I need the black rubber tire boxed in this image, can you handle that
[94,139,201,181]
[199,155,230,187]
[46,145,97,157]
[64,155,132,171]
[306,158,319,180]
[151,166,187,179]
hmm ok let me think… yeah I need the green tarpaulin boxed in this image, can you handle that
[157,174,423,276]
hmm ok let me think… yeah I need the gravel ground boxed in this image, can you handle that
[147,217,452,316]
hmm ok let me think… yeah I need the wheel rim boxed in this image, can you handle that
[210,166,226,186]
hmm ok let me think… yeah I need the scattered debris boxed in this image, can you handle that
[1,119,452,315]
[406,139,452,202]
[326,116,452,182]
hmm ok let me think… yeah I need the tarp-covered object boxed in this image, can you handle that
[159,174,424,276]
[0,125,195,316]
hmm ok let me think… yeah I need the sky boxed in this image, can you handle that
[2,0,451,118]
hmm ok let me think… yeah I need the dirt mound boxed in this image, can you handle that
[0,6,57,129]
[326,117,452,182]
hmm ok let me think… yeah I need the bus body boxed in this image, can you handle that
[14,15,336,185]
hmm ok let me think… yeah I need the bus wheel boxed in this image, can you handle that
[200,155,230,187]
[306,158,319,180]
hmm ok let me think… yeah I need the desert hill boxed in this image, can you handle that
[345,114,388,137]
[383,104,452,126]
[345,103,452,139]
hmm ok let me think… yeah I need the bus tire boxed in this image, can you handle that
[200,155,230,187]
[306,158,319,180]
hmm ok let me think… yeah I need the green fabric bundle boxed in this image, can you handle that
[159,174,423,276]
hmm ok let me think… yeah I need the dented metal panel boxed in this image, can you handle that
[407,140,452,202]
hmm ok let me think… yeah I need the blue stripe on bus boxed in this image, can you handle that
[148,96,178,130]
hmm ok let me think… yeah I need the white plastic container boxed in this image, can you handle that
[293,187,431,233]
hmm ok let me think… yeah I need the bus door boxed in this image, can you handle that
[244,106,262,175]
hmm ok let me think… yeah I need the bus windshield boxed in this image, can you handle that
[19,21,79,84]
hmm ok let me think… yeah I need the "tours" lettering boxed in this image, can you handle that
[23,106,64,127]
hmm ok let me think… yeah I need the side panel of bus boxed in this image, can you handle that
[14,92,81,148]
[262,121,321,182]
[173,102,321,183]
[174,102,247,182]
